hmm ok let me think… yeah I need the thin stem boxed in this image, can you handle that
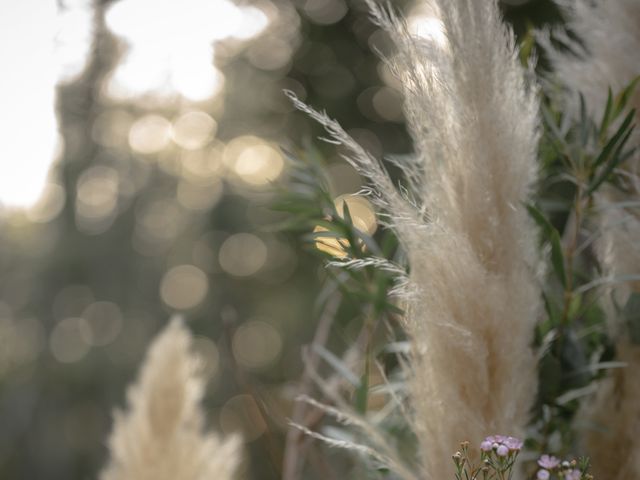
[560,183,586,326]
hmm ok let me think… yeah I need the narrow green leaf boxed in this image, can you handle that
[579,93,590,146]
[543,292,562,327]
[592,109,636,171]
[541,103,566,146]
[599,87,614,139]
[587,124,636,195]
[624,293,640,344]
[526,203,552,232]
[614,76,640,117]
[304,230,346,241]
[341,200,353,226]
[518,26,535,66]
[354,366,369,414]
[526,204,567,287]
[353,229,382,257]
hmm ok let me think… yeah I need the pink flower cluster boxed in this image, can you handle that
[536,455,583,480]
[479,435,523,457]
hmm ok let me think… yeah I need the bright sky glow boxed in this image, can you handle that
[105,0,270,102]
[0,0,268,209]
[0,0,92,208]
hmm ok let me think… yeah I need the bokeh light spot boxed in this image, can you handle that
[75,166,120,235]
[314,195,377,257]
[172,111,217,150]
[224,137,284,186]
[334,194,377,235]
[50,317,92,363]
[372,87,404,122]
[219,233,268,277]
[160,265,209,310]
[302,0,348,25]
[180,144,225,185]
[128,115,172,154]
[232,320,282,369]
[313,225,349,258]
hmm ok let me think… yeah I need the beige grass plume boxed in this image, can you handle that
[100,318,242,480]
[543,1,640,477]
[289,0,542,477]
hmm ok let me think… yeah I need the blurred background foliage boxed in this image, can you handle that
[0,1,564,478]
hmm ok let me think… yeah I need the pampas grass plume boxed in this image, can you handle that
[291,0,543,477]
[100,318,242,480]
[380,1,542,476]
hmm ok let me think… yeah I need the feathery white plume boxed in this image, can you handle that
[290,0,542,477]
[544,1,640,477]
[100,318,242,480]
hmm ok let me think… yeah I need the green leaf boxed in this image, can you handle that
[599,87,614,140]
[543,292,562,327]
[526,204,567,288]
[341,200,354,226]
[518,25,535,66]
[354,365,369,414]
[592,108,636,171]
[538,353,563,403]
[613,76,640,117]
[304,229,346,241]
[541,103,567,148]
[587,122,636,195]
[578,93,590,147]
[624,293,640,344]
[561,330,590,387]
[568,294,582,320]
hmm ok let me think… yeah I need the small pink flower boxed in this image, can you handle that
[565,470,582,480]
[496,444,509,457]
[504,436,523,451]
[538,454,560,469]
[536,470,550,480]
[480,440,492,452]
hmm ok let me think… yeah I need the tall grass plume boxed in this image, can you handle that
[100,318,242,480]
[289,0,543,476]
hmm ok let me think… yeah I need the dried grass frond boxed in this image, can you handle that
[291,1,542,477]
[100,318,242,480]
[371,2,542,477]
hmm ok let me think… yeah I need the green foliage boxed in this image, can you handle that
[273,143,403,317]
[274,143,415,478]
[528,77,639,459]
[624,293,640,344]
